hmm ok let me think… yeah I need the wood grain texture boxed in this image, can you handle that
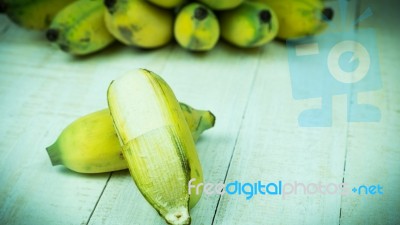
[212,41,348,225]
[339,0,400,224]
[0,22,109,225]
[0,0,399,223]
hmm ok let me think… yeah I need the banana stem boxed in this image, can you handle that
[207,111,216,127]
[46,143,62,166]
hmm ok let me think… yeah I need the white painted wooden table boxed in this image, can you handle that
[0,0,399,224]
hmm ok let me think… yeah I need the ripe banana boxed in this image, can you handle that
[197,0,244,10]
[104,0,173,48]
[252,0,334,40]
[0,0,76,30]
[219,1,279,48]
[46,0,114,55]
[107,69,203,224]
[144,0,184,9]
[174,3,219,51]
[46,103,214,175]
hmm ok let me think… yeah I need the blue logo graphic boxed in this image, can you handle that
[287,0,381,127]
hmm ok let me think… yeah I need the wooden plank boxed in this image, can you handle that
[0,17,174,224]
[0,64,109,225]
[212,41,349,224]
[340,0,400,224]
[213,1,362,224]
[88,42,263,225]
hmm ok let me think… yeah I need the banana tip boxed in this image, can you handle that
[104,0,116,10]
[46,143,62,166]
[164,207,190,225]
[259,10,272,23]
[46,29,59,42]
[322,7,334,21]
[208,111,216,127]
[194,6,208,21]
[0,1,7,13]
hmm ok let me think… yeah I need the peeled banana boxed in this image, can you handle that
[104,0,173,48]
[46,103,214,174]
[107,69,203,224]
[253,0,334,40]
[174,3,219,51]
[46,0,114,55]
[197,0,244,10]
[0,0,76,30]
[219,1,279,48]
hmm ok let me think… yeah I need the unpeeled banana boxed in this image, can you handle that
[219,1,279,48]
[174,3,219,51]
[46,103,215,174]
[197,0,244,10]
[104,0,173,48]
[253,0,334,40]
[46,0,114,55]
[107,69,203,224]
[0,0,76,30]
[144,0,184,9]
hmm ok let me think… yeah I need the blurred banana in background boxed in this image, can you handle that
[174,3,220,51]
[197,0,244,10]
[46,0,114,55]
[104,0,174,48]
[144,0,184,9]
[253,0,334,40]
[1,0,335,52]
[46,103,215,174]
[0,0,76,30]
[219,1,279,48]
[107,69,204,224]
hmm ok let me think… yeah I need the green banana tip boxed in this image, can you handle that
[0,1,7,13]
[322,7,334,21]
[46,143,62,166]
[208,111,216,127]
[46,29,59,42]
[259,10,272,23]
[104,0,116,11]
[194,6,208,21]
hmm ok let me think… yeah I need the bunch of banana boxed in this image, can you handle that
[0,0,76,30]
[174,3,219,51]
[46,103,215,174]
[45,0,114,55]
[107,69,203,224]
[2,0,334,54]
[104,0,174,48]
[219,1,279,48]
[252,0,334,40]
[197,0,244,10]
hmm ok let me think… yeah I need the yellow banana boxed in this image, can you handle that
[46,103,214,175]
[144,0,184,9]
[253,0,334,40]
[0,0,76,30]
[107,69,203,224]
[174,3,219,51]
[104,0,173,48]
[46,0,114,55]
[219,1,279,48]
[197,0,244,10]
